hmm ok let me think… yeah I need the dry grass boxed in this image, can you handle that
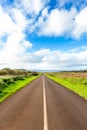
[58,72,87,78]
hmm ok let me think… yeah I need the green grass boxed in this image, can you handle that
[47,73,87,99]
[0,76,38,102]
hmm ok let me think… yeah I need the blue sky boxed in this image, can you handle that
[0,0,87,70]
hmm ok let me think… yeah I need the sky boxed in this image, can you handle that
[0,0,87,71]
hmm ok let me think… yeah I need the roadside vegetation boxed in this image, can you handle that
[0,68,39,102]
[46,71,87,99]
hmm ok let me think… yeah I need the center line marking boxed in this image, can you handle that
[43,75,48,130]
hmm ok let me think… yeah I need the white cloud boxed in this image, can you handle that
[23,41,32,48]
[1,44,87,70]
[3,32,32,54]
[2,0,85,39]
[57,0,70,8]
[0,6,28,35]
[72,7,87,38]
[0,6,15,36]
[15,0,49,16]
[36,8,77,37]
[57,0,87,9]
[0,32,33,64]
[0,5,33,69]
[32,6,87,39]
[33,48,87,70]
[11,8,28,32]
[11,47,87,70]
[0,0,87,39]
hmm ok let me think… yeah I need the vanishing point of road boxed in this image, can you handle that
[0,75,87,130]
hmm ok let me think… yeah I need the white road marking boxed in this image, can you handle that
[43,75,48,130]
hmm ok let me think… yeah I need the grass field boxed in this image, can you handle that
[0,75,38,102]
[47,72,87,99]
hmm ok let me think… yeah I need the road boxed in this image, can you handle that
[0,75,87,130]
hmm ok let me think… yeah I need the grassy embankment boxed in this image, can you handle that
[0,75,39,102]
[47,72,87,99]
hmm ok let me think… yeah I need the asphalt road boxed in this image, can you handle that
[0,75,87,130]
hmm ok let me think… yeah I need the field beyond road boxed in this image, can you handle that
[47,71,87,99]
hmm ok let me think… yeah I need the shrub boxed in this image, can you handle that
[2,68,16,75]
[13,76,25,81]
[0,80,7,91]
[31,72,38,76]
[3,78,15,84]
[0,70,8,75]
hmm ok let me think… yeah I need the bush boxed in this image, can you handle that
[3,78,15,85]
[0,70,8,75]
[2,68,16,75]
[13,76,25,81]
[0,80,7,91]
[31,72,38,76]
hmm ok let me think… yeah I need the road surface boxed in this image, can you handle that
[0,75,87,130]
